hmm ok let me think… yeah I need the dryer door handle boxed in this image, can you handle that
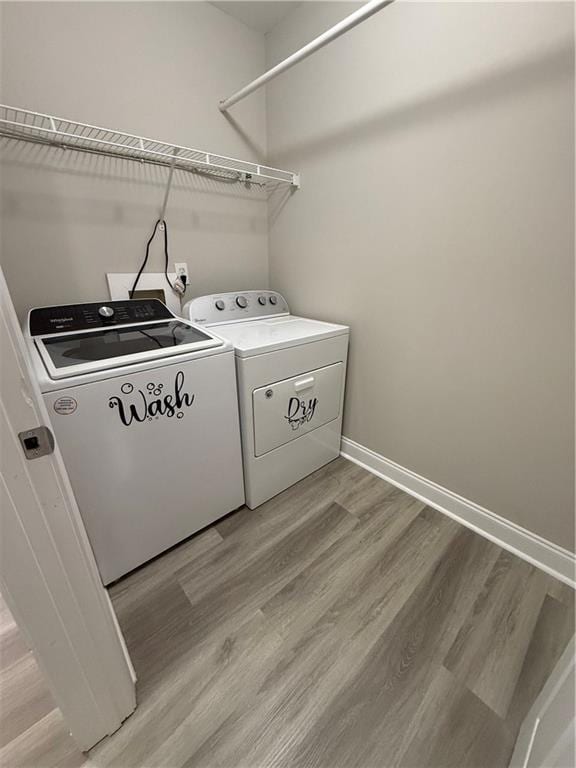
[294,376,315,392]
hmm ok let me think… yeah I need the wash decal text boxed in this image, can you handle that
[109,370,195,426]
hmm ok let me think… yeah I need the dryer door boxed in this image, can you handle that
[253,362,344,457]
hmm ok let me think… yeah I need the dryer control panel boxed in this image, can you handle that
[29,299,173,335]
[183,291,289,326]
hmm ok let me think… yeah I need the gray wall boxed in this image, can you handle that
[1,1,573,550]
[266,2,575,548]
[0,1,269,319]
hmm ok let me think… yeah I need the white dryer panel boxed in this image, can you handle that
[184,291,288,326]
[236,335,349,508]
[253,362,344,456]
[183,291,350,509]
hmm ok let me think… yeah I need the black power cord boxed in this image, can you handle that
[129,219,186,299]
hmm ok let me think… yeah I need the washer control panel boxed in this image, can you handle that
[183,291,289,325]
[29,299,174,336]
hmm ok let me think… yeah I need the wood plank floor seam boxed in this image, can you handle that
[1,458,573,768]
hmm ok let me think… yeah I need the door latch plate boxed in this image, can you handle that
[18,426,55,460]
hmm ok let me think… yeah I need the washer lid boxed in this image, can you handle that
[211,315,349,357]
[35,320,223,379]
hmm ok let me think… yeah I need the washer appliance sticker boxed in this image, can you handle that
[53,396,78,415]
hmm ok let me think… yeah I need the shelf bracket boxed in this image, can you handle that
[159,147,180,227]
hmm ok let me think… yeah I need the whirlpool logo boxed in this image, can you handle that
[108,370,195,427]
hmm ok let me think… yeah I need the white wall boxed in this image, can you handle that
[266,1,575,549]
[0,1,269,319]
[1,1,573,552]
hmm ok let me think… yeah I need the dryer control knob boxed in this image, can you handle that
[236,296,248,309]
[98,306,115,318]
[258,296,267,306]
[215,300,225,311]
[269,295,278,306]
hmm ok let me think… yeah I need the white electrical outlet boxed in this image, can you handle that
[174,263,189,284]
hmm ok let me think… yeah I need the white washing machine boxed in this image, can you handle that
[25,299,245,584]
[183,291,349,508]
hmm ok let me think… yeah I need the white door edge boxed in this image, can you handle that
[0,267,136,751]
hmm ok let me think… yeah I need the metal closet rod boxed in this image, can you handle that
[219,0,396,112]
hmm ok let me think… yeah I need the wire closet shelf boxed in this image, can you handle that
[0,105,300,189]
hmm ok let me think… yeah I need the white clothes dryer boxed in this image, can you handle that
[183,291,349,508]
[25,299,244,584]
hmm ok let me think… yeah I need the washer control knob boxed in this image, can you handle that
[236,296,248,309]
[215,299,225,311]
[269,295,278,306]
[258,296,267,306]
[98,306,115,318]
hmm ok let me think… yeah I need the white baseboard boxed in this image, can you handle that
[341,437,575,588]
